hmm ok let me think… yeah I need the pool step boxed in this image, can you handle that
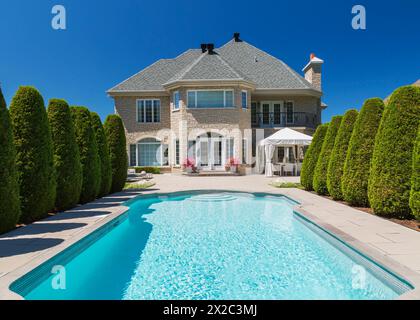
[189,194,237,202]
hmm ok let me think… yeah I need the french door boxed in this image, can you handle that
[195,135,231,170]
[260,101,283,126]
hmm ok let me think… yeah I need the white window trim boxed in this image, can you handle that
[186,89,235,109]
[136,99,161,123]
[241,90,248,109]
[173,91,180,111]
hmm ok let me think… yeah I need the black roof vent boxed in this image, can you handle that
[233,32,241,42]
[207,43,215,54]
[200,43,207,53]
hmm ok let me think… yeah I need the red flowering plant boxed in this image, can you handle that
[225,157,240,171]
[183,158,197,172]
[228,157,240,166]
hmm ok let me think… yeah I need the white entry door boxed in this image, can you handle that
[197,135,226,171]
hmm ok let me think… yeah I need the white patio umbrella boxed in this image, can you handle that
[258,128,313,177]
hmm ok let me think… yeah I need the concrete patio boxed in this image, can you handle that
[1,173,420,299]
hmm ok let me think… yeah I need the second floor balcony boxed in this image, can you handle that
[251,112,318,129]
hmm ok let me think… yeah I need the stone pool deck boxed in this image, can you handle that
[1,173,420,299]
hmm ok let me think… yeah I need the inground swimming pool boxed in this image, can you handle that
[10,191,413,300]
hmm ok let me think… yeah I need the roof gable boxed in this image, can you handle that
[166,53,246,83]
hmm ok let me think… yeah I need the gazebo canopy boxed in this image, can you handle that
[259,128,313,146]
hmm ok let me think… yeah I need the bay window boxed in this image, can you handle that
[241,90,248,109]
[173,91,180,110]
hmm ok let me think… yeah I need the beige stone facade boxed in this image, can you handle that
[109,39,325,171]
[112,87,322,171]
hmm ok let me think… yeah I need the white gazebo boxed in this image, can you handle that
[256,128,313,177]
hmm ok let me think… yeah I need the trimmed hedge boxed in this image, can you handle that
[10,87,56,223]
[104,115,128,193]
[131,167,162,174]
[327,109,358,200]
[300,124,329,191]
[71,107,101,204]
[342,98,384,206]
[0,87,21,233]
[368,86,420,217]
[313,115,343,195]
[47,99,83,211]
[91,112,112,197]
[410,125,420,219]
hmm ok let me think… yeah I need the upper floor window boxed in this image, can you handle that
[241,90,248,109]
[137,99,160,123]
[187,90,234,108]
[173,91,180,110]
[285,101,294,124]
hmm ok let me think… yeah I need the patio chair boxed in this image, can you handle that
[273,164,282,176]
[296,162,303,176]
[283,163,295,176]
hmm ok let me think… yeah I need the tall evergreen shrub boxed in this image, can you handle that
[313,116,343,195]
[104,115,128,193]
[48,99,83,211]
[327,109,358,200]
[71,106,100,203]
[10,86,56,223]
[301,124,329,191]
[0,87,20,233]
[342,98,384,206]
[368,86,420,217]
[410,125,420,219]
[91,112,112,197]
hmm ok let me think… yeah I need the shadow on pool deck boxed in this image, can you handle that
[0,191,139,259]
[44,210,111,221]
[0,223,87,236]
[0,238,65,258]
[0,189,158,266]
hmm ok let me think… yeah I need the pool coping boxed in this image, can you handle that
[292,206,420,300]
[1,188,420,300]
[0,198,132,300]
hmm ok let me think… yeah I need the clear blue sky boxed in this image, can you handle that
[0,0,419,122]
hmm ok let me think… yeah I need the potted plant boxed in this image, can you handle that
[224,162,231,172]
[227,157,239,173]
[183,158,196,174]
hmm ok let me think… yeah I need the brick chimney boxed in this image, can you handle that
[303,53,324,91]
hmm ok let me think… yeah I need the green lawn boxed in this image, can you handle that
[124,181,156,190]
[270,182,304,189]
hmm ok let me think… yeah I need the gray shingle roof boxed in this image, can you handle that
[166,53,245,83]
[219,40,315,90]
[109,49,202,92]
[108,39,318,93]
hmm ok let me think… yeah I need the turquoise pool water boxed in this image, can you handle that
[12,192,411,300]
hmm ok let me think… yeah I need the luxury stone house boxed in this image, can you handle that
[107,33,325,172]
